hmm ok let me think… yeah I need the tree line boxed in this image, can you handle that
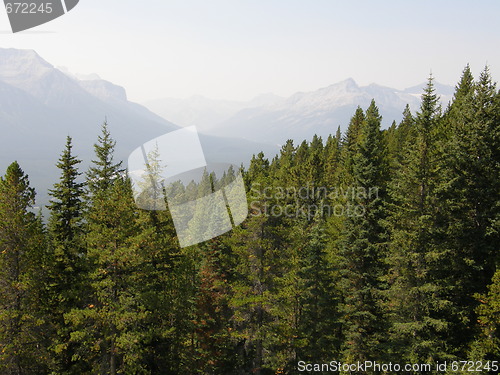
[0,66,499,374]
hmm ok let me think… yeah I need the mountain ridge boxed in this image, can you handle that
[0,48,277,205]
[143,77,454,144]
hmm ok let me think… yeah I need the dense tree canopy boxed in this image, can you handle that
[1,67,500,374]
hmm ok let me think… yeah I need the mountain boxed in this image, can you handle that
[143,93,283,131]
[207,78,454,144]
[0,48,276,205]
[0,48,455,204]
[145,78,454,145]
[403,81,456,96]
[0,48,179,202]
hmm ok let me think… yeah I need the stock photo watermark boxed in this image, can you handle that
[128,126,248,248]
[3,0,79,33]
[249,183,380,220]
[127,128,380,246]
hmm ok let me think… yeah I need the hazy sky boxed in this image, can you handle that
[1,0,499,102]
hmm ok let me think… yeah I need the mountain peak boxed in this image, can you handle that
[0,47,52,69]
[280,78,362,110]
[321,78,360,94]
[0,47,53,85]
[340,77,357,86]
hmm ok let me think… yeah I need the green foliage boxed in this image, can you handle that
[385,76,457,367]
[45,136,87,374]
[1,68,500,374]
[472,270,500,359]
[86,120,123,195]
[0,162,51,374]
[337,100,389,367]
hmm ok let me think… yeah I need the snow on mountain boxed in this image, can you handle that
[0,48,456,203]
[0,48,53,83]
[403,81,456,96]
[276,78,365,111]
[205,79,453,144]
[144,78,453,145]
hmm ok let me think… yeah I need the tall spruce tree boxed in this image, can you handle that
[0,162,50,374]
[340,106,365,185]
[436,65,481,354]
[385,76,456,366]
[296,220,341,365]
[471,269,500,361]
[324,127,342,187]
[443,66,500,360]
[86,120,123,195]
[46,136,87,374]
[67,177,149,374]
[337,100,389,367]
[66,125,148,374]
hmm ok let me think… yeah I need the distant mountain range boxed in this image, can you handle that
[0,48,455,204]
[143,93,283,131]
[0,48,276,204]
[144,79,454,144]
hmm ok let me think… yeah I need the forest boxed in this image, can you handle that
[0,65,499,374]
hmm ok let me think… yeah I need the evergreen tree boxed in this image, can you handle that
[66,177,148,374]
[296,220,341,365]
[337,100,389,367]
[324,127,342,187]
[86,120,123,195]
[46,136,87,374]
[471,269,500,360]
[398,104,416,146]
[0,162,51,374]
[133,207,186,374]
[387,105,415,171]
[385,76,455,366]
[67,126,147,374]
[436,65,481,355]
[340,106,365,185]
[188,237,235,374]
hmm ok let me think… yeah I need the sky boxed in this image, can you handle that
[0,0,499,103]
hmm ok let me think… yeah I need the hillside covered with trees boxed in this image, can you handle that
[0,66,499,374]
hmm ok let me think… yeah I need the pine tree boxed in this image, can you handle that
[386,105,415,171]
[86,120,123,195]
[385,76,455,365]
[306,134,325,190]
[45,136,87,374]
[66,126,147,374]
[227,151,290,373]
[435,65,481,354]
[188,237,235,374]
[469,67,500,278]
[441,66,500,358]
[0,162,51,374]
[132,208,186,374]
[471,269,500,360]
[337,100,389,367]
[296,220,341,365]
[340,106,365,185]
[275,140,296,188]
[66,177,148,374]
[324,127,342,187]
[398,104,416,145]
